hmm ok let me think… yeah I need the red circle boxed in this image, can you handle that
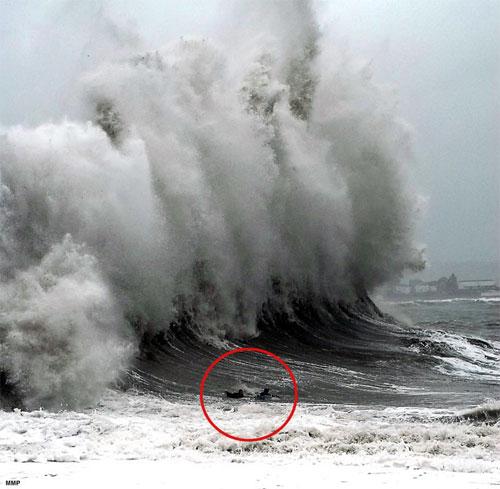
[199,347,298,442]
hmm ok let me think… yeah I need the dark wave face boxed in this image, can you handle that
[131,296,500,408]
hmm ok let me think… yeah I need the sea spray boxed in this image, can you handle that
[0,0,423,408]
[0,236,133,409]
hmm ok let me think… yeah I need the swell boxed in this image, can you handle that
[130,294,500,406]
[2,290,497,409]
[0,0,469,410]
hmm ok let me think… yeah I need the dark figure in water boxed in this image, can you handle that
[226,389,244,399]
[256,388,271,401]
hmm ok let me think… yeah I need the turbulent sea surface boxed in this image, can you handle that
[0,1,498,483]
[0,298,498,468]
[1,0,427,412]
[132,296,500,409]
[0,298,499,485]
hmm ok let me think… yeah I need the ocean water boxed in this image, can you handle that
[0,297,498,484]
[388,297,500,343]
[0,0,426,413]
[130,296,500,411]
[379,297,500,405]
[0,1,498,482]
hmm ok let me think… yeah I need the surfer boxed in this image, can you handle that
[225,389,244,399]
[256,388,272,401]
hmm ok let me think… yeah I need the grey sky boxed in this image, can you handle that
[1,0,498,276]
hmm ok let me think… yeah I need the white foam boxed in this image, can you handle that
[0,389,498,474]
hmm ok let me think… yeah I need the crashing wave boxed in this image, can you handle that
[0,0,424,408]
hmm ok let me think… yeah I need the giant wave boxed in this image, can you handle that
[0,0,451,410]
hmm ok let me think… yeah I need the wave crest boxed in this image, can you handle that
[0,0,424,407]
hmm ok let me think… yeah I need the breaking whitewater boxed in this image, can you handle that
[1,298,499,487]
[0,1,498,486]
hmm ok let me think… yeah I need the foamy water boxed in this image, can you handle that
[1,388,498,473]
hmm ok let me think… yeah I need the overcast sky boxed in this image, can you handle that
[1,0,499,277]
